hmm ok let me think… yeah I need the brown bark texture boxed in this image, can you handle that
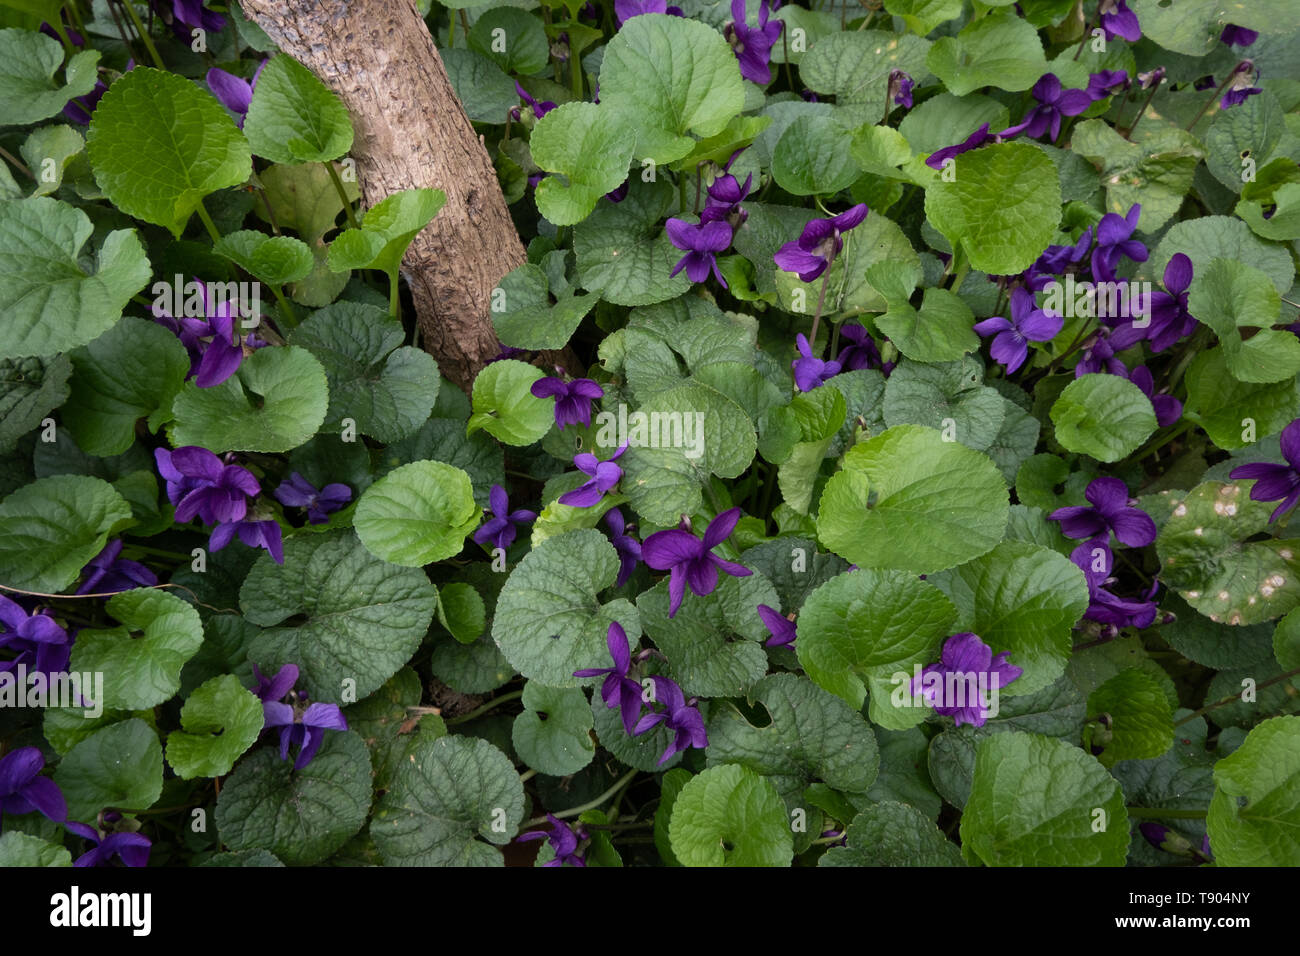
[240,0,526,392]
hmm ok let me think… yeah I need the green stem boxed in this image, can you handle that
[1187,74,1233,132]
[1126,76,1164,139]
[1132,421,1193,462]
[947,254,970,293]
[1174,667,1300,727]
[571,50,583,101]
[518,768,538,784]
[268,283,297,330]
[521,769,638,828]
[325,161,360,230]
[387,270,401,320]
[194,200,222,244]
[810,256,834,348]
[119,0,165,69]
[124,544,195,562]
[1125,807,1207,820]
[0,145,32,180]
[446,689,523,725]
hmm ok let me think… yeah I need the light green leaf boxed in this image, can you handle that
[165,674,265,779]
[796,568,957,710]
[926,11,1047,96]
[241,531,438,703]
[354,460,478,566]
[599,14,745,164]
[436,581,486,644]
[531,102,634,226]
[371,735,524,866]
[1237,183,1300,241]
[817,425,1009,573]
[0,832,71,867]
[669,764,793,867]
[490,262,598,350]
[86,67,253,237]
[62,316,189,456]
[883,358,1005,452]
[468,7,549,74]
[1207,716,1300,866]
[1050,373,1157,462]
[243,54,354,164]
[71,588,204,710]
[1087,668,1175,766]
[960,731,1129,865]
[772,113,861,196]
[883,0,963,35]
[215,731,372,866]
[1071,119,1204,233]
[0,474,131,592]
[924,142,1061,276]
[1150,215,1294,296]
[1188,258,1297,384]
[1183,348,1299,450]
[467,358,552,446]
[20,124,85,197]
[213,230,315,285]
[327,187,446,277]
[0,29,99,125]
[441,47,518,123]
[54,719,162,820]
[0,196,151,360]
[574,177,691,306]
[929,541,1090,696]
[169,345,328,453]
[799,30,931,124]
[512,681,596,776]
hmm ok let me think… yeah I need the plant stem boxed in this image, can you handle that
[1126,807,1207,820]
[388,270,401,320]
[119,0,165,69]
[1071,16,1095,61]
[1174,667,1300,726]
[1126,75,1164,139]
[194,200,222,244]
[521,769,638,827]
[0,145,32,180]
[810,258,834,348]
[445,689,523,725]
[1133,421,1193,462]
[518,768,538,784]
[269,283,298,330]
[325,161,360,230]
[1187,75,1233,132]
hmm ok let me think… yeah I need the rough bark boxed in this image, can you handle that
[240,0,526,392]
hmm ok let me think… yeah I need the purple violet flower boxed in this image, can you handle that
[757,604,796,647]
[700,153,753,229]
[65,821,152,867]
[558,444,627,508]
[573,621,643,734]
[1086,69,1129,101]
[1025,227,1093,291]
[889,69,914,108]
[153,281,265,388]
[614,0,683,24]
[253,663,299,703]
[274,472,352,525]
[518,813,586,867]
[1070,540,1159,629]
[773,204,869,282]
[260,670,349,770]
[67,823,148,867]
[76,540,157,595]
[792,333,842,391]
[925,123,993,171]
[209,519,284,565]
[512,81,556,121]
[473,484,537,550]
[530,376,605,429]
[1221,60,1262,109]
[641,507,752,618]
[836,324,885,371]
[1229,419,1300,522]
[0,598,70,677]
[1128,366,1182,428]
[666,218,733,287]
[1098,0,1140,42]
[910,633,1022,728]
[1219,24,1258,48]
[999,73,1093,142]
[973,287,1063,374]
[1091,203,1147,282]
[604,508,642,587]
[725,0,783,86]
[1049,476,1157,547]
[1074,332,1127,377]
[633,674,708,764]
[155,446,261,525]
[206,59,267,128]
[0,747,67,824]
[151,0,226,37]
[1111,253,1195,353]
